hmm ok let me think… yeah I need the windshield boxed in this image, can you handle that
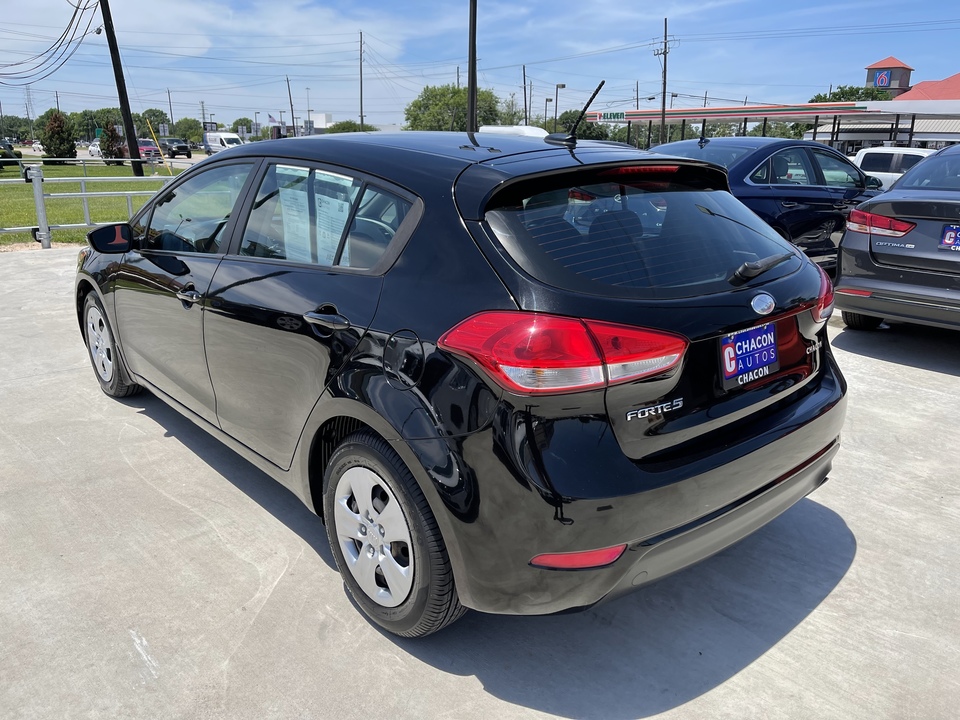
[484,165,798,300]
[654,141,754,168]
[140,140,157,147]
[223,137,242,146]
[894,154,960,191]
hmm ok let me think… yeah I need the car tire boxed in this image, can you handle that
[186,152,192,159]
[82,293,141,398]
[323,431,465,637]
[841,311,883,331]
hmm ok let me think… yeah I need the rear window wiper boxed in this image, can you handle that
[731,252,795,283]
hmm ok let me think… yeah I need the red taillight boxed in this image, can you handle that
[847,209,916,237]
[530,544,627,570]
[568,188,597,202]
[815,265,834,322]
[438,311,688,394]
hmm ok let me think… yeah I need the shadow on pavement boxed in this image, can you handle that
[121,393,337,572]
[395,497,855,719]
[831,321,960,377]
[124,393,854,719]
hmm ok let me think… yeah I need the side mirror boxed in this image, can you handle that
[87,223,133,254]
[866,175,883,190]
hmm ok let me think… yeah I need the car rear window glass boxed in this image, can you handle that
[859,152,894,173]
[656,142,754,168]
[896,155,960,191]
[484,165,799,300]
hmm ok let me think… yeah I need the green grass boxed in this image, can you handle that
[0,162,182,245]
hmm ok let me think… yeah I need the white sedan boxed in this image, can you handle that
[32,142,44,153]
[88,141,101,157]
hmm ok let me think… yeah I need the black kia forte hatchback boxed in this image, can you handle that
[76,131,846,637]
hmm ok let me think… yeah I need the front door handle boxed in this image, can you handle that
[781,201,798,208]
[834,202,850,209]
[176,289,202,304]
[303,311,350,331]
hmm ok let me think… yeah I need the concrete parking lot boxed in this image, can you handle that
[1,247,958,720]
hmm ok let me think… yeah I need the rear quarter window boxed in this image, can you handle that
[859,152,894,173]
[484,164,799,300]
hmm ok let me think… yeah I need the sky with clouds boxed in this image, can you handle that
[2,0,960,129]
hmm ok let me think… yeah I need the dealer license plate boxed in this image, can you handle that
[720,323,779,390]
[940,225,960,252]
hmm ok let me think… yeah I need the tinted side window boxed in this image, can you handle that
[899,153,926,171]
[142,162,255,253]
[811,150,862,188]
[755,149,814,186]
[240,164,361,264]
[342,186,412,269]
[859,152,894,173]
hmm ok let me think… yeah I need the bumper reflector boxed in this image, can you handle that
[836,288,873,297]
[530,544,628,570]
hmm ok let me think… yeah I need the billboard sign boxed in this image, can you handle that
[874,70,891,87]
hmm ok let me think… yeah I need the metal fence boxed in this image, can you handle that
[0,162,174,248]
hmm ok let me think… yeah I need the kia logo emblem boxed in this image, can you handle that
[751,293,776,316]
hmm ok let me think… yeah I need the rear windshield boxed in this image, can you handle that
[484,165,799,300]
[654,141,754,168]
[895,154,960,191]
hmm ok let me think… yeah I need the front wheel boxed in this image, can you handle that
[323,432,465,637]
[83,293,141,397]
[841,311,883,331]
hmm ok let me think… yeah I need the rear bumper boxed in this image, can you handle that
[836,237,960,330]
[425,356,847,615]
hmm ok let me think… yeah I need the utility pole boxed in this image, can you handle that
[654,17,669,146]
[167,89,174,125]
[457,66,460,89]
[200,101,206,125]
[306,88,311,135]
[100,0,143,176]
[522,66,528,125]
[466,0,478,132]
[55,91,60,112]
[286,76,296,136]
[359,31,364,130]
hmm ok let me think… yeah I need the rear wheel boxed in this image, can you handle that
[323,431,465,637]
[841,311,883,331]
[83,293,141,397]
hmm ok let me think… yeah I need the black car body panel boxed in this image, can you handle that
[75,132,847,623]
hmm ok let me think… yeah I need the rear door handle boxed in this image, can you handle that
[781,201,798,208]
[833,202,850,209]
[303,311,350,331]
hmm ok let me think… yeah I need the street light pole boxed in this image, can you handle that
[554,83,565,132]
[306,88,311,135]
[544,98,552,129]
[254,111,259,137]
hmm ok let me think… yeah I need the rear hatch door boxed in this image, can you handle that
[470,161,829,463]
